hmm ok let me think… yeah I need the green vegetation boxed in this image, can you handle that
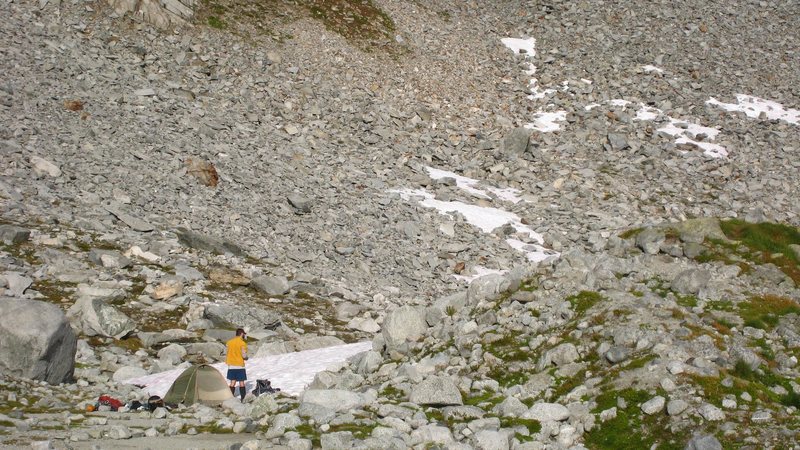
[739,294,800,331]
[697,220,800,283]
[587,388,686,450]
[619,228,643,240]
[482,334,532,362]
[693,361,800,409]
[464,391,503,408]
[380,385,405,402]
[207,16,226,29]
[327,422,377,439]
[499,416,540,440]
[566,291,605,315]
[486,366,529,388]
[675,293,698,308]
[197,0,401,53]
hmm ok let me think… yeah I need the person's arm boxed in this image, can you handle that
[241,343,248,361]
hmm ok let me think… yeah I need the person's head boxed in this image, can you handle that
[236,328,246,337]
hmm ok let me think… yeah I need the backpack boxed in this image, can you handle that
[251,379,281,397]
[98,395,124,411]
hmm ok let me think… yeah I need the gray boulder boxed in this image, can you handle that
[300,389,372,413]
[251,275,291,296]
[675,218,726,243]
[523,402,570,422]
[0,225,30,245]
[409,375,463,406]
[382,305,427,350]
[684,434,722,450]
[175,227,245,257]
[88,249,131,269]
[635,227,665,254]
[502,127,531,156]
[671,269,711,295]
[67,296,135,339]
[0,298,77,384]
[287,194,313,214]
[204,304,281,330]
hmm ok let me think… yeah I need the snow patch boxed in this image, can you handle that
[124,341,373,397]
[642,65,664,73]
[426,167,522,204]
[526,111,567,133]
[707,94,800,125]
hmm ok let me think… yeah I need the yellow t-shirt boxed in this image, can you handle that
[225,336,247,367]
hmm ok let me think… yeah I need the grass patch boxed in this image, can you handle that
[739,294,800,331]
[619,228,643,240]
[464,391,502,408]
[566,291,605,315]
[675,294,698,308]
[482,334,532,362]
[28,279,77,307]
[486,366,529,388]
[196,0,401,53]
[587,388,687,450]
[499,416,541,436]
[327,422,376,439]
[207,16,226,29]
[698,220,800,283]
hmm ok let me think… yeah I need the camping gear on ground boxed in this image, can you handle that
[97,395,124,411]
[163,364,233,406]
[252,379,281,397]
[147,395,165,411]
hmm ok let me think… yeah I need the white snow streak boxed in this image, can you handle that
[642,65,664,73]
[426,167,523,204]
[707,94,800,125]
[123,342,373,397]
[525,111,567,133]
[501,37,564,127]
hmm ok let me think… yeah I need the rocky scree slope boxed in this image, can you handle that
[1,0,800,448]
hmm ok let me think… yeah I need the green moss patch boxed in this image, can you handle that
[698,220,800,283]
[587,388,687,450]
[196,0,401,53]
[566,291,605,315]
[739,294,800,331]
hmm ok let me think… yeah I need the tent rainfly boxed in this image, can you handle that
[163,364,233,406]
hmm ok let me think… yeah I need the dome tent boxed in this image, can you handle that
[163,364,233,406]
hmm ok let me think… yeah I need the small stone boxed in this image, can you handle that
[30,155,61,177]
[685,434,722,450]
[751,410,771,423]
[599,407,617,422]
[721,398,737,409]
[605,346,629,364]
[641,396,665,415]
[607,133,629,150]
[151,279,183,300]
[697,403,725,421]
[667,399,688,416]
[523,403,570,422]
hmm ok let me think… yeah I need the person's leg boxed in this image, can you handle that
[238,381,246,401]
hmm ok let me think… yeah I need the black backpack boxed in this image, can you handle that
[252,379,281,397]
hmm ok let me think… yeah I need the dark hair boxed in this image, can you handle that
[236,328,246,336]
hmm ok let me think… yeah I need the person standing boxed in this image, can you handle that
[225,328,248,402]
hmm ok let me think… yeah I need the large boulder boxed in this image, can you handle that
[67,296,135,339]
[299,389,373,413]
[382,305,427,350]
[204,304,281,330]
[409,375,463,406]
[108,0,195,29]
[0,298,77,384]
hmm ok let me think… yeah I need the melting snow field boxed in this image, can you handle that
[707,94,800,125]
[124,341,373,397]
[392,167,557,282]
